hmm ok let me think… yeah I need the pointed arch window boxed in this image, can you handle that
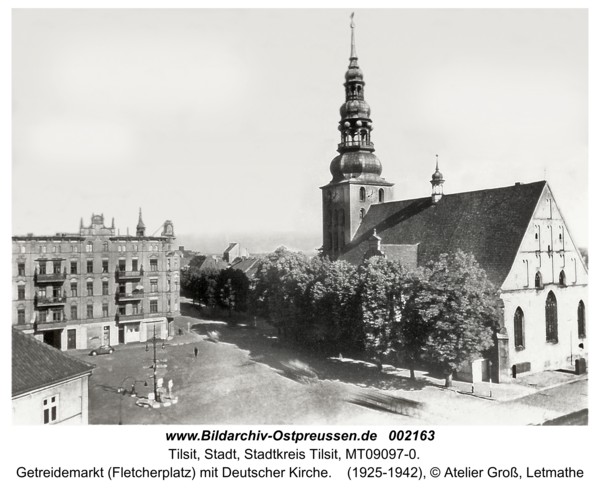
[514,307,524,350]
[545,291,558,343]
[379,188,385,203]
[559,270,566,287]
[577,301,586,339]
[359,187,366,202]
[534,271,543,289]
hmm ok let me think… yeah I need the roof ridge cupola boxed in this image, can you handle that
[431,155,445,204]
[330,13,385,184]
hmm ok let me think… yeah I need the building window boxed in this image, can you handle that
[102,260,109,273]
[87,260,93,273]
[87,304,94,319]
[150,279,158,293]
[534,271,543,289]
[545,291,558,343]
[578,301,586,339]
[333,209,339,226]
[132,259,138,272]
[20,245,26,253]
[119,260,126,272]
[87,282,93,296]
[52,308,62,321]
[18,285,25,300]
[53,261,61,273]
[150,300,158,313]
[359,187,366,202]
[86,242,93,252]
[102,282,109,295]
[43,395,58,424]
[39,262,47,275]
[559,270,566,286]
[132,303,139,315]
[150,259,158,272]
[514,307,524,350]
[70,283,77,297]
[103,242,109,252]
[359,208,366,220]
[53,286,61,298]
[17,308,25,325]
[38,310,47,323]
[339,209,345,226]
[167,279,171,292]
[18,263,25,276]
[119,306,126,316]
[70,262,77,274]
[379,188,385,203]
[102,304,109,317]
[71,305,78,320]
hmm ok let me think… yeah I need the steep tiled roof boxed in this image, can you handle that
[12,329,94,397]
[340,181,546,287]
[231,258,261,279]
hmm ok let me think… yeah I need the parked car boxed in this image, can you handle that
[90,345,114,356]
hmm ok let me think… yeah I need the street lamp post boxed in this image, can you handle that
[118,376,148,425]
[145,323,167,399]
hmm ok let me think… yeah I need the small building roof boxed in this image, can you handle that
[12,329,94,398]
[340,181,547,287]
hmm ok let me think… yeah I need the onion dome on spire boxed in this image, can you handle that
[330,13,385,184]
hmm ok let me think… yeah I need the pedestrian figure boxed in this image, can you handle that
[194,347,198,358]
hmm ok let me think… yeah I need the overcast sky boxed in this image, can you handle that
[12,8,588,251]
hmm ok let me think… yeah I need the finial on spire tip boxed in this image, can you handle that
[350,12,355,28]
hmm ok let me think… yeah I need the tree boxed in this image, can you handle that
[307,258,360,351]
[416,251,499,387]
[216,268,250,314]
[251,247,315,340]
[355,256,411,371]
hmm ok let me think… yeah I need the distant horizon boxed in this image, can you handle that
[12,10,588,250]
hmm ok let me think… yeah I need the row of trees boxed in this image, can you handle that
[251,247,500,386]
[181,248,500,386]
[181,256,250,314]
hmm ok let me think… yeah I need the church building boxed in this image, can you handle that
[321,18,588,381]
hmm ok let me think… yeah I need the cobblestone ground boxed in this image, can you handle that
[66,307,587,425]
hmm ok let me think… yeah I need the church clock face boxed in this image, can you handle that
[366,189,377,201]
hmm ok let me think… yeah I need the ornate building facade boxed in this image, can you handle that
[12,212,180,351]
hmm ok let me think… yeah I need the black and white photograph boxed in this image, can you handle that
[6,3,596,488]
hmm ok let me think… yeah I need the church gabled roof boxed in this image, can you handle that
[339,181,547,287]
[12,329,94,398]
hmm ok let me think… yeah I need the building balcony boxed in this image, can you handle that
[115,269,144,281]
[34,272,67,284]
[116,312,145,323]
[115,291,145,302]
[34,295,68,307]
[35,317,67,331]
[338,140,375,151]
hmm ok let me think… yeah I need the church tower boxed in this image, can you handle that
[321,15,394,259]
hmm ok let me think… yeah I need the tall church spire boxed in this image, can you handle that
[329,13,385,183]
[321,14,394,260]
